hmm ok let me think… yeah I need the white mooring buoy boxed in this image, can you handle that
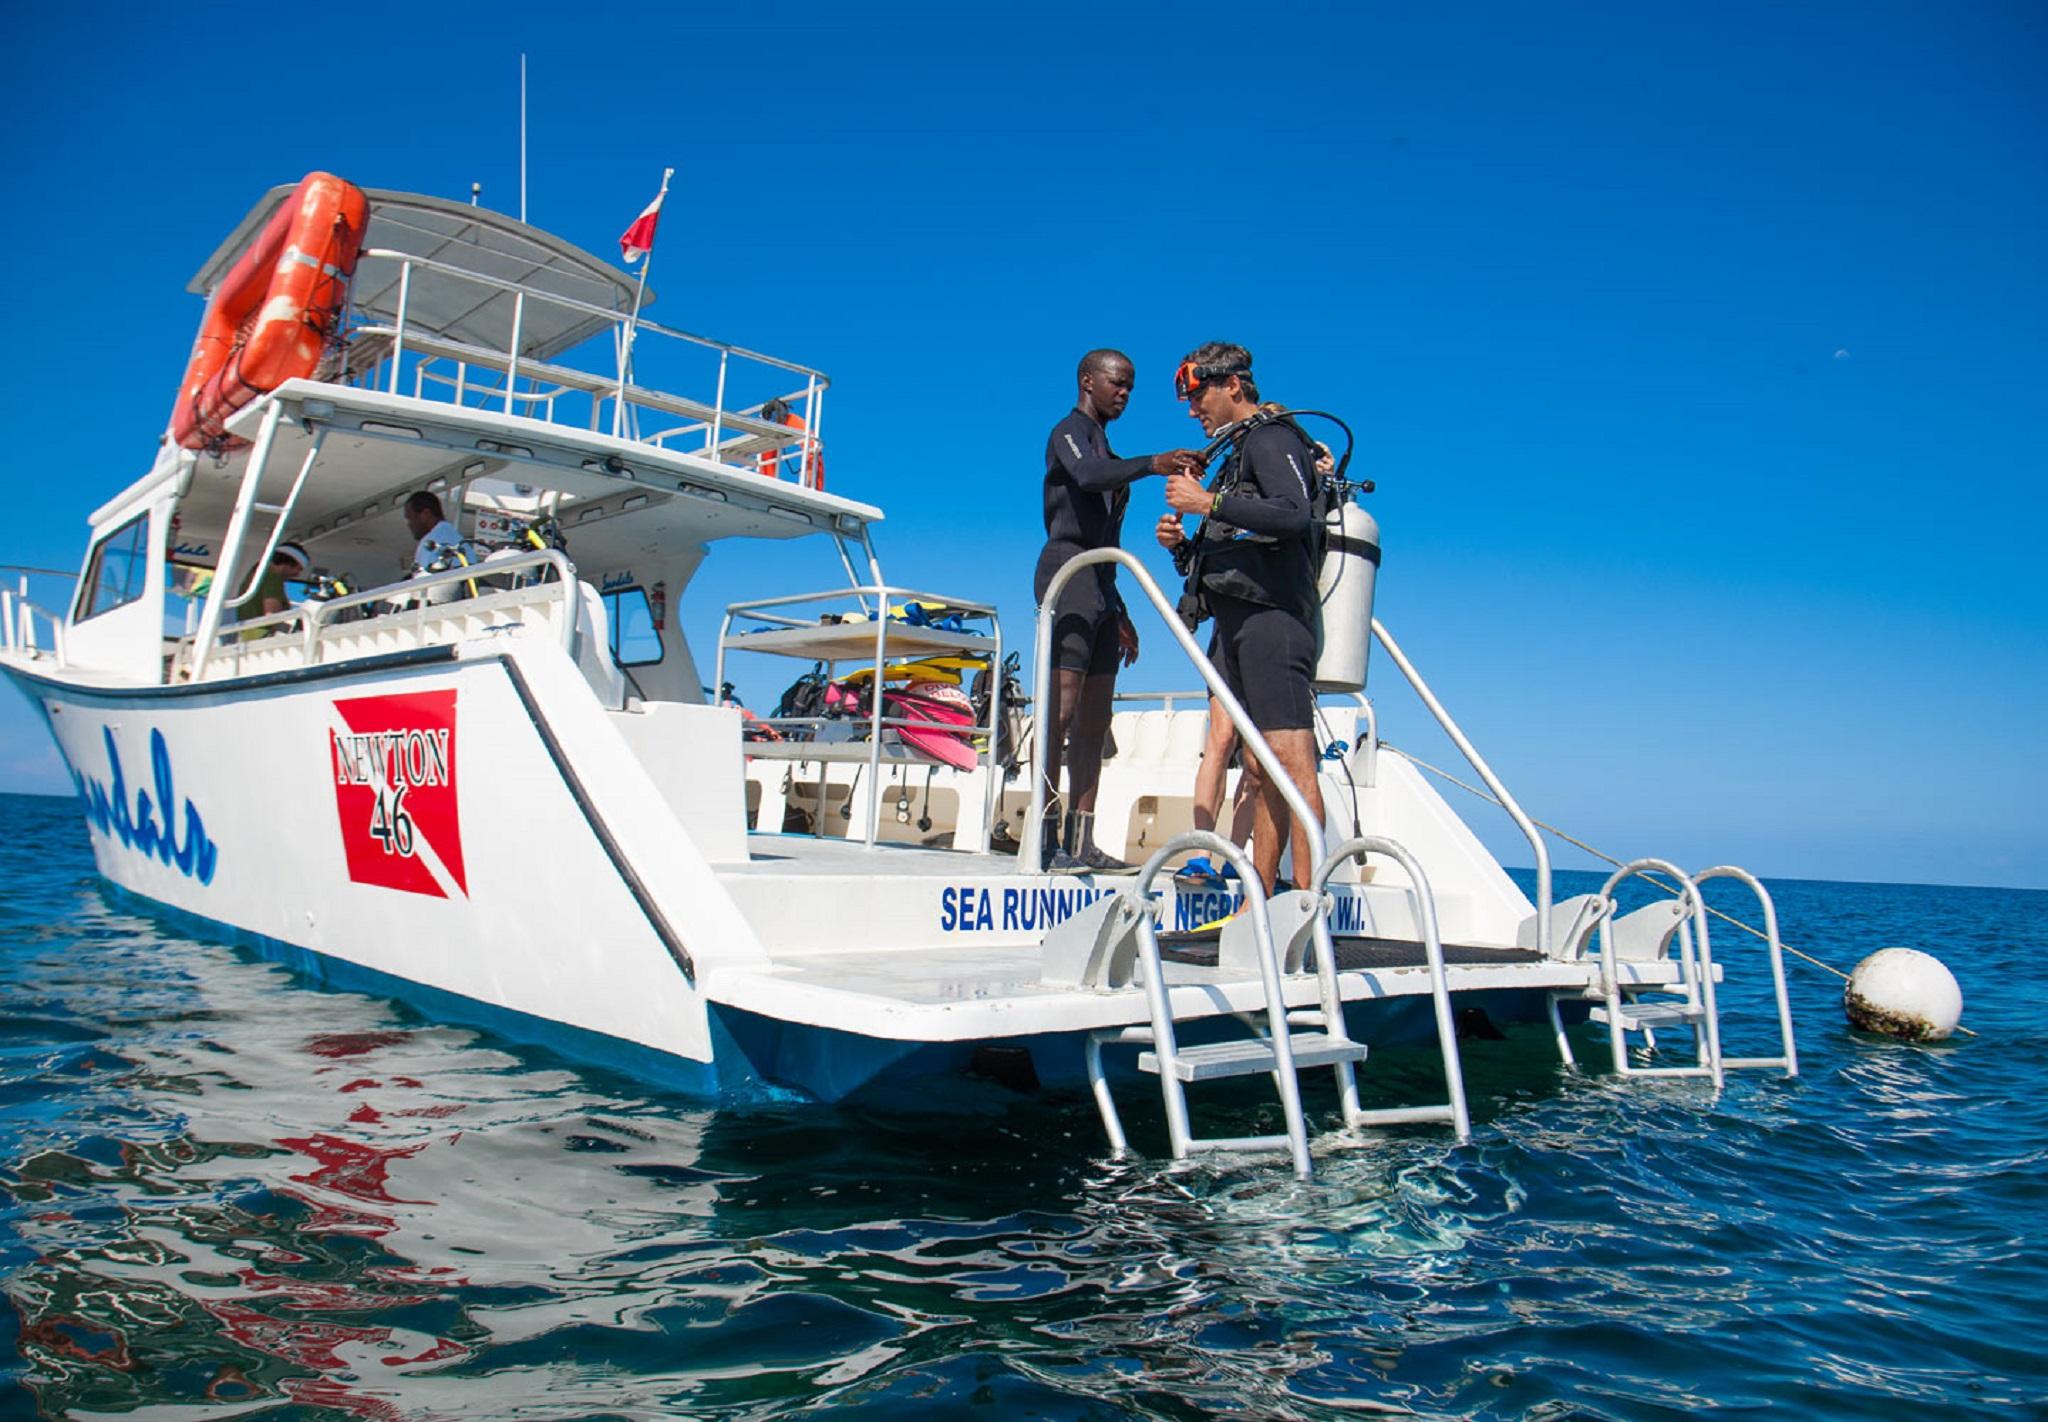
[1844,948,1963,1041]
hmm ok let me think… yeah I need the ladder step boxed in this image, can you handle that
[1349,1105,1456,1128]
[1621,1065,1717,1079]
[1592,1001,1703,1030]
[1183,1132,1297,1155]
[1139,1032,1369,1083]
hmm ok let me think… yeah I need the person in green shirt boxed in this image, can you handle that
[238,542,311,640]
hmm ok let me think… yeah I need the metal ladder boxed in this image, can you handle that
[1551,858,1797,1082]
[1692,865,1799,1076]
[1588,859,1725,1086]
[1085,831,1471,1180]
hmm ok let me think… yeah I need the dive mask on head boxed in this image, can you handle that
[1174,356,1250,400]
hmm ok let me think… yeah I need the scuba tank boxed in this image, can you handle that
[1314,500,1380,693]
[1182,407,1377,692]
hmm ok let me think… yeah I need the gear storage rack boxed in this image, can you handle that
[714,587,1003,848]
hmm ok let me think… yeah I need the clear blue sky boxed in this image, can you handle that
[2,3,2041,888]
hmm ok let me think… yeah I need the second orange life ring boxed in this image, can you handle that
[171,171,370,449]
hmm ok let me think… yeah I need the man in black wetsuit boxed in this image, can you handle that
[1036,348,1200,872]
[1155,342,1326,897]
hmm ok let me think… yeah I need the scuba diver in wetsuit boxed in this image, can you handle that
[1035,348,1202,872]
[1154,342,1326,897]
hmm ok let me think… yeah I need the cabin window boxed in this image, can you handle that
[604,586,664,666]
[76,514,151,622]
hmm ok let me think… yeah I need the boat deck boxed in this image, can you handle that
[1158,930,1544,971]
[724,832,1014,876]
[704,837,1639,1044]
[701,940,1608,1043]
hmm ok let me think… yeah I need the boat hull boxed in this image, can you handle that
[5,643,743,1083]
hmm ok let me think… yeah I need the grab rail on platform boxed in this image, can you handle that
[1125,831,1314,1178]
[1370,619,1551,955]
[1030,551,1347,1109]
[1030,551,1330,881]
[1311,836,1471,1141]
[1693,864,1798,1077]
[1595,857,1723,1088]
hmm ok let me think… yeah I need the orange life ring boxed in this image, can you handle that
[171,172,369,449]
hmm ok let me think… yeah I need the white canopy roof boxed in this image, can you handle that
[187,185,651,364]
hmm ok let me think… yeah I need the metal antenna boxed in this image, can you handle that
[519,54,528,223]
[470,182,482,208]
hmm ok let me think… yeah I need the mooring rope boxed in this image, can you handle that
[1388,745,1977,1037]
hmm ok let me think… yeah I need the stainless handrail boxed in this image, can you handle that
[299,550,579,663]
[1128,831,1313,1179]
[1,589,67,665]
[223,430,329,612]
[355,247,832,381]
[1371,619,1551,955]
[719,585,999,621]
[359,247,831,487]
[1595,858,1722,1088]
[1030,549,1340,1022]
[174,550,579,684]
[1312,836,1471,1141]
[1693,864,1797,1076]
[1029,550,1329,866]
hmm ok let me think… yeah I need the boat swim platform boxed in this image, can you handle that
[704,833,1683,1046]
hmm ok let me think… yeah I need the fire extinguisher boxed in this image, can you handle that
[649,580,667,632]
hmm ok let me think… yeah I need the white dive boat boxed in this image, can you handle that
[1,175,1798,1176]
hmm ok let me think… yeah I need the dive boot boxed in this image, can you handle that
[1062,811,1136,875]
[1041,805,1085,874]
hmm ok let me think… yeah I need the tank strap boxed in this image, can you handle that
[1325,533,1380,564]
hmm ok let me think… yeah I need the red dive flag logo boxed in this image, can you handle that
[619,183,665,265]
[328,690,468,899]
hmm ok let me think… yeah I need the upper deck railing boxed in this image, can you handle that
[340,248,830,489]
[0,567,75,667]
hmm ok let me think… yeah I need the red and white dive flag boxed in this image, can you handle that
[618,170,672,265]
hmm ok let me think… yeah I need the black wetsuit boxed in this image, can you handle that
[1034,409,1152,673]
[1189,421,1322,730]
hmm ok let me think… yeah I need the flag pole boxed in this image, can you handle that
[613,166,673,438]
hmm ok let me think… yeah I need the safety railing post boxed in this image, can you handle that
[505,291,525,415]
[804,380,825,490]
[708,350,729,457]
[866,609,888,846]
[389,261,411,395]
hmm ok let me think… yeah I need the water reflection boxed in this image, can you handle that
[3,833,2045,1417]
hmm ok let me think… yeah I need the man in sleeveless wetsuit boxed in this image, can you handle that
[1155,343,1326,896]
[1035,348,1199,872]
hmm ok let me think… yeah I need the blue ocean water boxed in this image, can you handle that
[1,789,2043,1420]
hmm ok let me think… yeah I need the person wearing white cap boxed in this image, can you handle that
[238,542,311,640]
